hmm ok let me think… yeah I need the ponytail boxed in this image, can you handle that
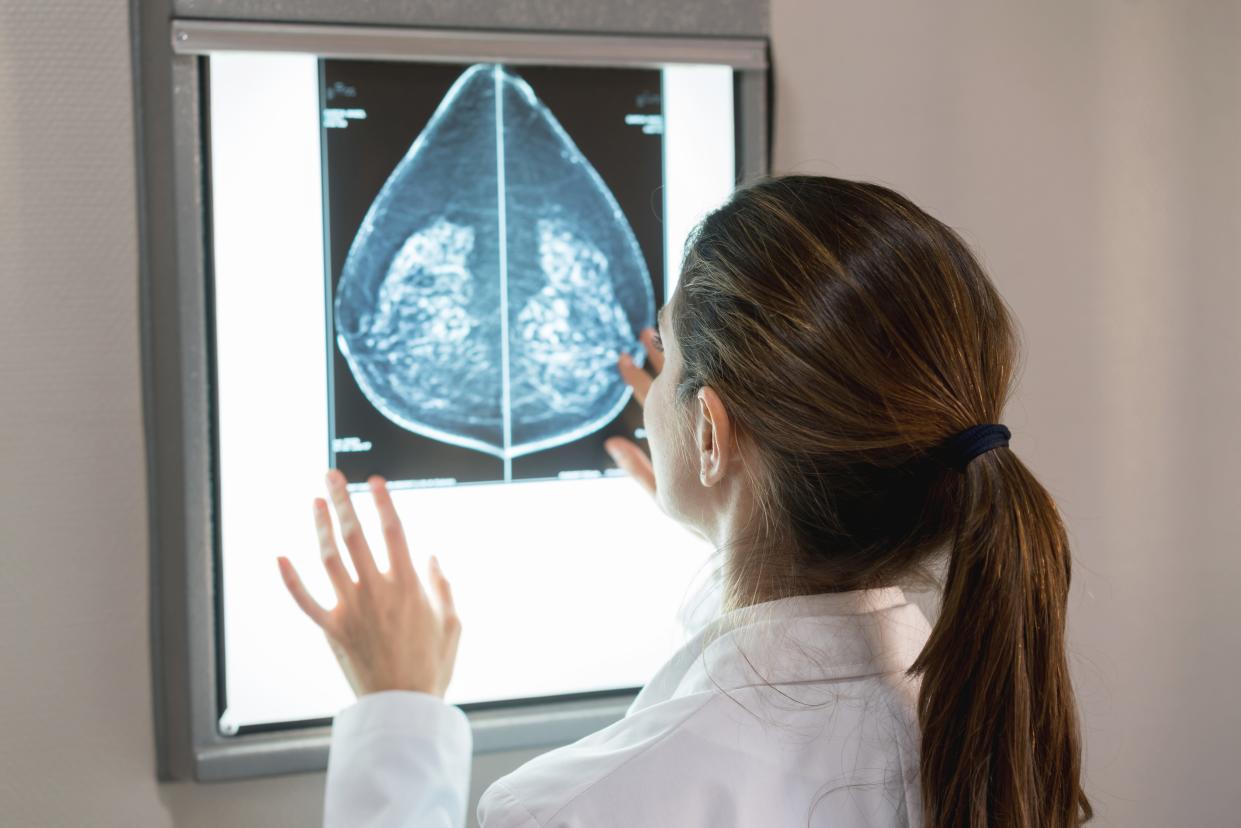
[667,173,1095,825]
[909,447,1093,826]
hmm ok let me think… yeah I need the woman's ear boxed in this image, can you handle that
[695,386,732,487]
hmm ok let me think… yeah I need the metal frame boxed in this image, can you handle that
[139,16,769,783]
[170,19,768,70]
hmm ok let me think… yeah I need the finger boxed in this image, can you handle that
[325,469,382,584]
[640,327,664,374]
[427,555,458,617]
[313,498,355,601]
[277,556,333,629]
[618,352,652,406]
[604,436,656,497]
[431,557,462,684]
[368,475,418,584]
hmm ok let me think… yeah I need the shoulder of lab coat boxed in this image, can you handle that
[477,586,932,827]
[324,689,473,828]
[321,586,931,827]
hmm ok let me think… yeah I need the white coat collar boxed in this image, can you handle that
[627,585,931,716]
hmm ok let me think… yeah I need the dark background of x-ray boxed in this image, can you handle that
[321,59,665,488]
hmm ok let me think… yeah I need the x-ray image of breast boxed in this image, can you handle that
[334,63,656,461]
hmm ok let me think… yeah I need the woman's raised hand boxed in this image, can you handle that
[276,471,462,700]
[606,326,662,498]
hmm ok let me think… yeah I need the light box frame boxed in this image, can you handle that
[141,17,769,782]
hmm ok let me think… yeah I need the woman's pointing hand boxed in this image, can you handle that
[607,326,662,497]
[276,470,462,700]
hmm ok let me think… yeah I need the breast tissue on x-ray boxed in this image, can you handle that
[326,62,664,487]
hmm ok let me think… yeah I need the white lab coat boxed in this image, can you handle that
[323,585,932,827]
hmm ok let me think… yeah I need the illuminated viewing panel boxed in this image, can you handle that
[207,52,736,733]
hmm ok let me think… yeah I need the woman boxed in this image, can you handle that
[277,175,1094,827]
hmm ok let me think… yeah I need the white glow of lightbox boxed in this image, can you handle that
[208,52,735,731]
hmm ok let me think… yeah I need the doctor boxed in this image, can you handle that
[277,175,1093,827]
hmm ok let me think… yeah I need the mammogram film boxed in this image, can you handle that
[334,64,656,461]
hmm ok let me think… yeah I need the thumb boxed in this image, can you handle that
[605,437,656,497]
[428,556,458,620]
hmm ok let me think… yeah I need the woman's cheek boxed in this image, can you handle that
[643,383,662,469]
[647,387,689,520]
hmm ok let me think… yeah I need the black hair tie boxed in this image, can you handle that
[938,423,1011,472]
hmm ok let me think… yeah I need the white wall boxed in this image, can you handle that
[0,1,1236,825]
[770,1,1241,825]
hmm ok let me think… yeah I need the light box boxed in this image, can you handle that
[147,19,769,781]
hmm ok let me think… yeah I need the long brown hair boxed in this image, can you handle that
[669,175,1092,826]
